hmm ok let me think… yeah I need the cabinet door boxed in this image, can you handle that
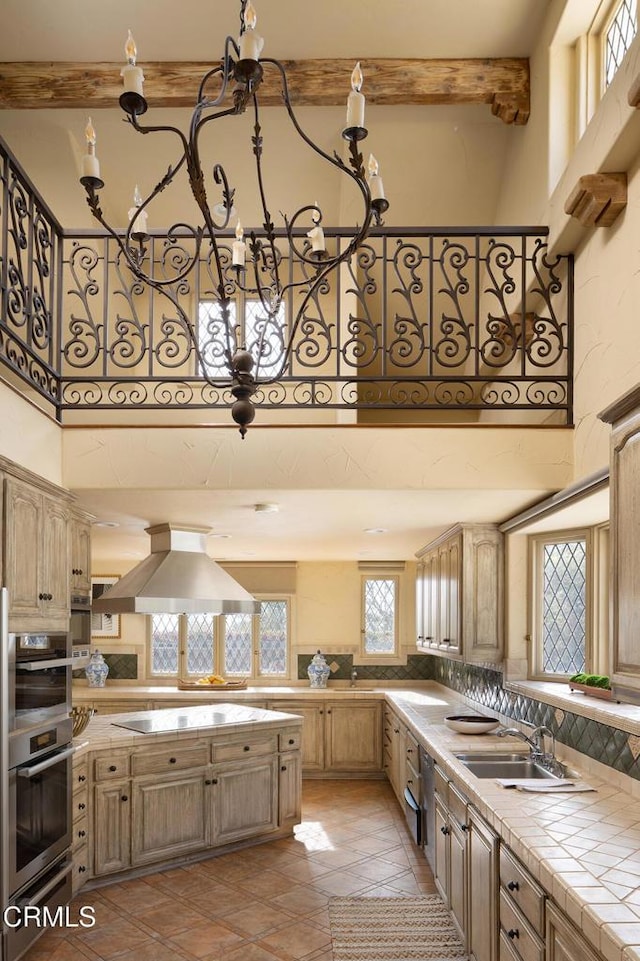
[439,535,461,654]
[4,478,42,617]
[278,751,302,825]
[434,795,450,906]
[210,758,278,845]
[42,494,70,619]
[325,702,382,773]
[93,781,131,876]
[132,772,208,866]
[449,818,468,946]
[424,551,439,647]
[468,807,498,961]
[546,901,601,961]
[277,702,325,771]
[70,512,92,596]
[415,559,425,646]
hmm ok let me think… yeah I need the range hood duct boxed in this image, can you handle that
[91,524,261,615]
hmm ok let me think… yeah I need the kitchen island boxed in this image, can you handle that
[72,702,302,891]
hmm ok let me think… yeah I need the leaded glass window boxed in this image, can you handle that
[258,600,288,674]
[604,0,638,88]
[223,614,253,675]
[362,577,398,656]
[151,613,180,674]
[531,533,590,678]
[186,613,215,676]
[198,299,286,379]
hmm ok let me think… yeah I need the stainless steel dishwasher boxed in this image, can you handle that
[419,746,436,871]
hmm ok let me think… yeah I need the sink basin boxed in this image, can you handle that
[454,751,561,779]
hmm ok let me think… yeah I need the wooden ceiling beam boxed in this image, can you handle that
[0,57,529,124]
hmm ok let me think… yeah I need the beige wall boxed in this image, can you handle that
[0,380,64,484]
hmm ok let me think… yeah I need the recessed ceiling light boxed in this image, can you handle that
[254,503,279,513]
[364,528,388,535]
[93,521,120,528]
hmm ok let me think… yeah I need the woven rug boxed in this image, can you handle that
[328,895,467,961]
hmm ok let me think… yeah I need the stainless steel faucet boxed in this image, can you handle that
[350,666,358,687]
[496,724,566,776]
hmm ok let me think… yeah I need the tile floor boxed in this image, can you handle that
[24,780,437,961]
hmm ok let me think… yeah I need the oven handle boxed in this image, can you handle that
[17,745,75,778]
[18,657,76,671]
[16,861,73,907]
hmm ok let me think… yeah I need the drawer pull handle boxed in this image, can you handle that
[108,765,117,772]
[281,765,287,772]
[243,746,250,752]
[78,866,86,873]
[461,823,468,832]
[78,775,86,782]
[205,779,212,785]
[78,803,86,811]
[78,830,86,838]
[121,795,128,802]
[169,757,177,764]
[288,738,295,745]
[507,929,519,940]
[507,881,519,892]
[440,826,449,836]
[212,778,218,784]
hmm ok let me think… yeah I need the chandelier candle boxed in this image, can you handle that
[121,30,144,96]
[82,118,100,179]
[346,62,365,129]
[78,0,388,437]
[368,155,385,202]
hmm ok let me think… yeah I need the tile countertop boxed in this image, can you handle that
[72,684,397,698]
[73,702,303,755]
[385,689,640,961]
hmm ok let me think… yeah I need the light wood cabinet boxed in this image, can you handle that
[210,757,278,844]
[86,720,301,880]
[72,758,91,893]
[132,771,209,866]
[4,476,71,629]
[415,523,504,663]
[468,807,499,961]
[546,901,602,961]
[499,845,545,961]
[93,780,131,876]
[383,707,406,800]
[70,507,93,598]
[277,699,382,775]
[434,769,468,946]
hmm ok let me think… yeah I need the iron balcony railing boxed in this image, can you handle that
[0,135,573,425]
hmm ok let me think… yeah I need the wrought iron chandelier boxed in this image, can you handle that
[79,0,389,437]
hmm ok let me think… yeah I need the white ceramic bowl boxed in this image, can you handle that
[444,714,500,734]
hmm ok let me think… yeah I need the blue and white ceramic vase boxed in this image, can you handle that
[85,649,109,688]
[307,650,331,688]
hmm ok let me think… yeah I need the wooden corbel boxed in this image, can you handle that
[564,172,627,228]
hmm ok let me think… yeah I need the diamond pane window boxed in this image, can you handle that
[541,540,587,675]
[186,613,215,675]
[363,578,397,655]
[224,614,253,675]
[151,613,180,674]
[605,0,638,87]
[258,600,288,675]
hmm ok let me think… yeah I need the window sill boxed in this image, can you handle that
[504,678,640,736]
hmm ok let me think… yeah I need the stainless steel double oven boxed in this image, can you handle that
[1,589,75,961]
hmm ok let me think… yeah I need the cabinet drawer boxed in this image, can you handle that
[131,744,208,776]
[94,754,131,781]
[499,890,544,961]
[72,788,89,822]
[500,846,545,934]
[72,816,89,851]
[279,731,301,752]
[406,759,421,802]
[448,782,468,828]
[434,765,449,804]
[73,761,89,792]
[405,732,419,769]
[212,734,278,762]
[72,844,90,893]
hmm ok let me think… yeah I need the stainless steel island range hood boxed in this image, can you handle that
[92,524,261,615]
